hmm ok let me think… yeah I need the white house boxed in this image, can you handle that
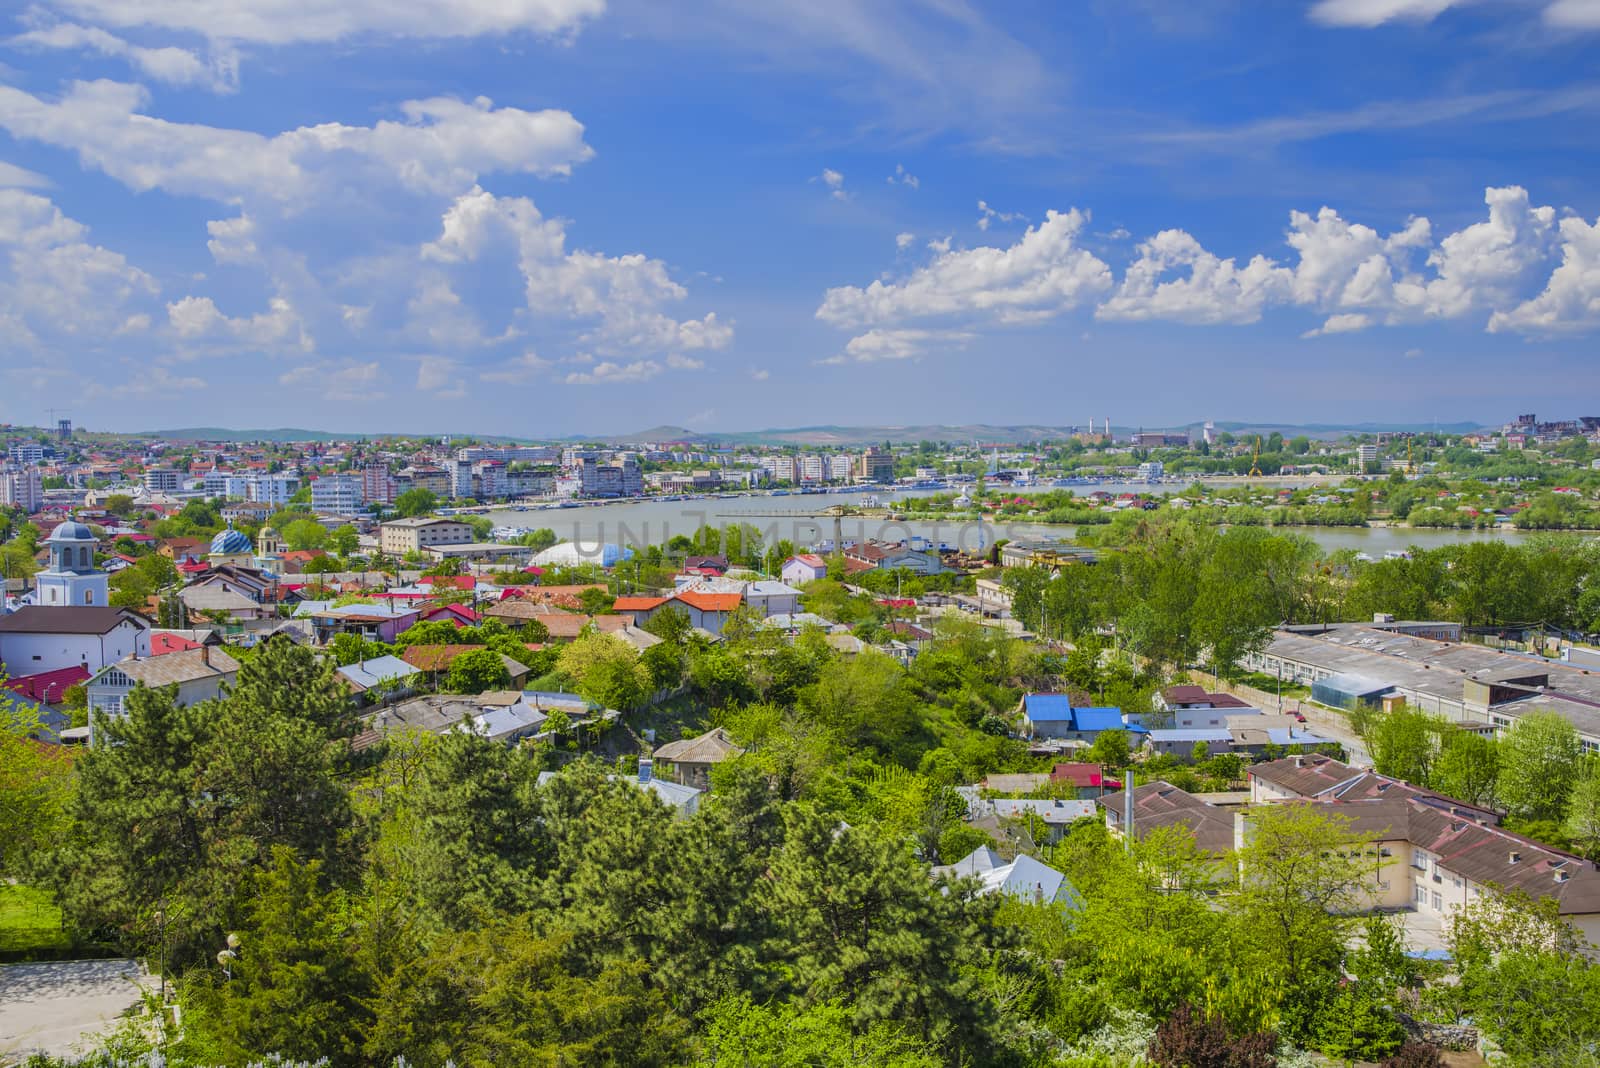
[0,606,151,676]
[781,554,829,585]
[741,580,803,618]
[86,646,240,743]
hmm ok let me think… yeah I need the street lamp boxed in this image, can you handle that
[216,932,240,981]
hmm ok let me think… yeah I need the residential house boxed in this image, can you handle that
[86,646,240,743]
[1016,694,1147,743]
[781,553,829,585]
[987,798,1099,844]
[296,601,421,644]
[0,606,151,675]
[1097,780,1237,856]
[931,847,1078,906]
[482,600,632,640]
[652,727,745,790]
[537,764,703,817]
[843,540,943,575]
[1145,728,1234,760]
[1050,763,1117,799]
[742,580,803,618]
[400,645,532,689]
[673,590,743,634]
[336,655,423,701]
[681,555,729,577]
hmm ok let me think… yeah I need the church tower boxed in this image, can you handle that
[35,522,109,607]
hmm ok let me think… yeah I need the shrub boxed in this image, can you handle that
[1149,1002,1277,1068]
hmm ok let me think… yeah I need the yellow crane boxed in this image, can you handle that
[1249,436,1263,478]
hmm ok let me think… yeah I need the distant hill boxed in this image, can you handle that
[142,428,534,444]
[135,419,1492,446]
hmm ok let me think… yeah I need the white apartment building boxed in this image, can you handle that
[246,474,299,506]
[202,471,249,498]
[828,455,854,481]
[0,465,44,512]
[8,443,45,465]
[1356,443,1379,469]
[310,475,364,514]
[379,517,475,555]
[144,468,183,493]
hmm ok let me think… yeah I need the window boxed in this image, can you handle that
[85,589,94,604]
[1431,891,1442,911]
[1415,884,1426,905]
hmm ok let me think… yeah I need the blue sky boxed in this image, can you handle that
[0,0,1598,436]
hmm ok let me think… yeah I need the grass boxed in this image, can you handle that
[0,883,72,959]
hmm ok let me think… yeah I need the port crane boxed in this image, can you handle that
[1248,436,1263,478]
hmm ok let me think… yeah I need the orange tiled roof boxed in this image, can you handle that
[613,595,669,611]
[674,590,742,612]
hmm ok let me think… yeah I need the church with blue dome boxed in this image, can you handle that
[208,523,256,569]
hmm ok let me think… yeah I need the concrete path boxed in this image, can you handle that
[0,958,148,1062]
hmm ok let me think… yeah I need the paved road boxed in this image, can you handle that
[0,958,148,1062]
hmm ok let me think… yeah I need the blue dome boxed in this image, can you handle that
[48,522,95,542]
[210,528,253,555]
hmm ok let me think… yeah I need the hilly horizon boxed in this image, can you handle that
[119,418,1492,446]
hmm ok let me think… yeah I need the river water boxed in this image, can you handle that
[479,484,1541,558]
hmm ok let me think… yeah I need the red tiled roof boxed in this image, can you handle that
[419,603,479,624]
[614,596,669,611]
[674,591,742,612]
[150,632,201,656]
[4,665,91,704]
[1051,763,1106,788]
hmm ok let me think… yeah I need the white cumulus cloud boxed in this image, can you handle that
[12,23,239,92]
[0,81,594,205]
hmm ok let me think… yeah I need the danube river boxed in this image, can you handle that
[480,484,1543,558]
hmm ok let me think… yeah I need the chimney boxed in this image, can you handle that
[1509,850,1521,864]
[201,644,211,668]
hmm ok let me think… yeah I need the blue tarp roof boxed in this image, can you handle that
[1023,695,1142,732]
[1023,693,1076,721]
[1073,707,1136,732]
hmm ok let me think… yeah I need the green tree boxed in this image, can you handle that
[1565,756,1600,860]
[282,518,329,552]
[1363,705,1443,785]
[557,631,652,712]
[1428,729,1498,808]
[446,648,513,694]
[181,848,370,1066]
[1497,710,1583,822]
[762,805,1003,1054]
[1088,729,1132,769]
[329,523,360,559]
[393,488,438,517]
[367,920,688,1067]
[0,683,74,879]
